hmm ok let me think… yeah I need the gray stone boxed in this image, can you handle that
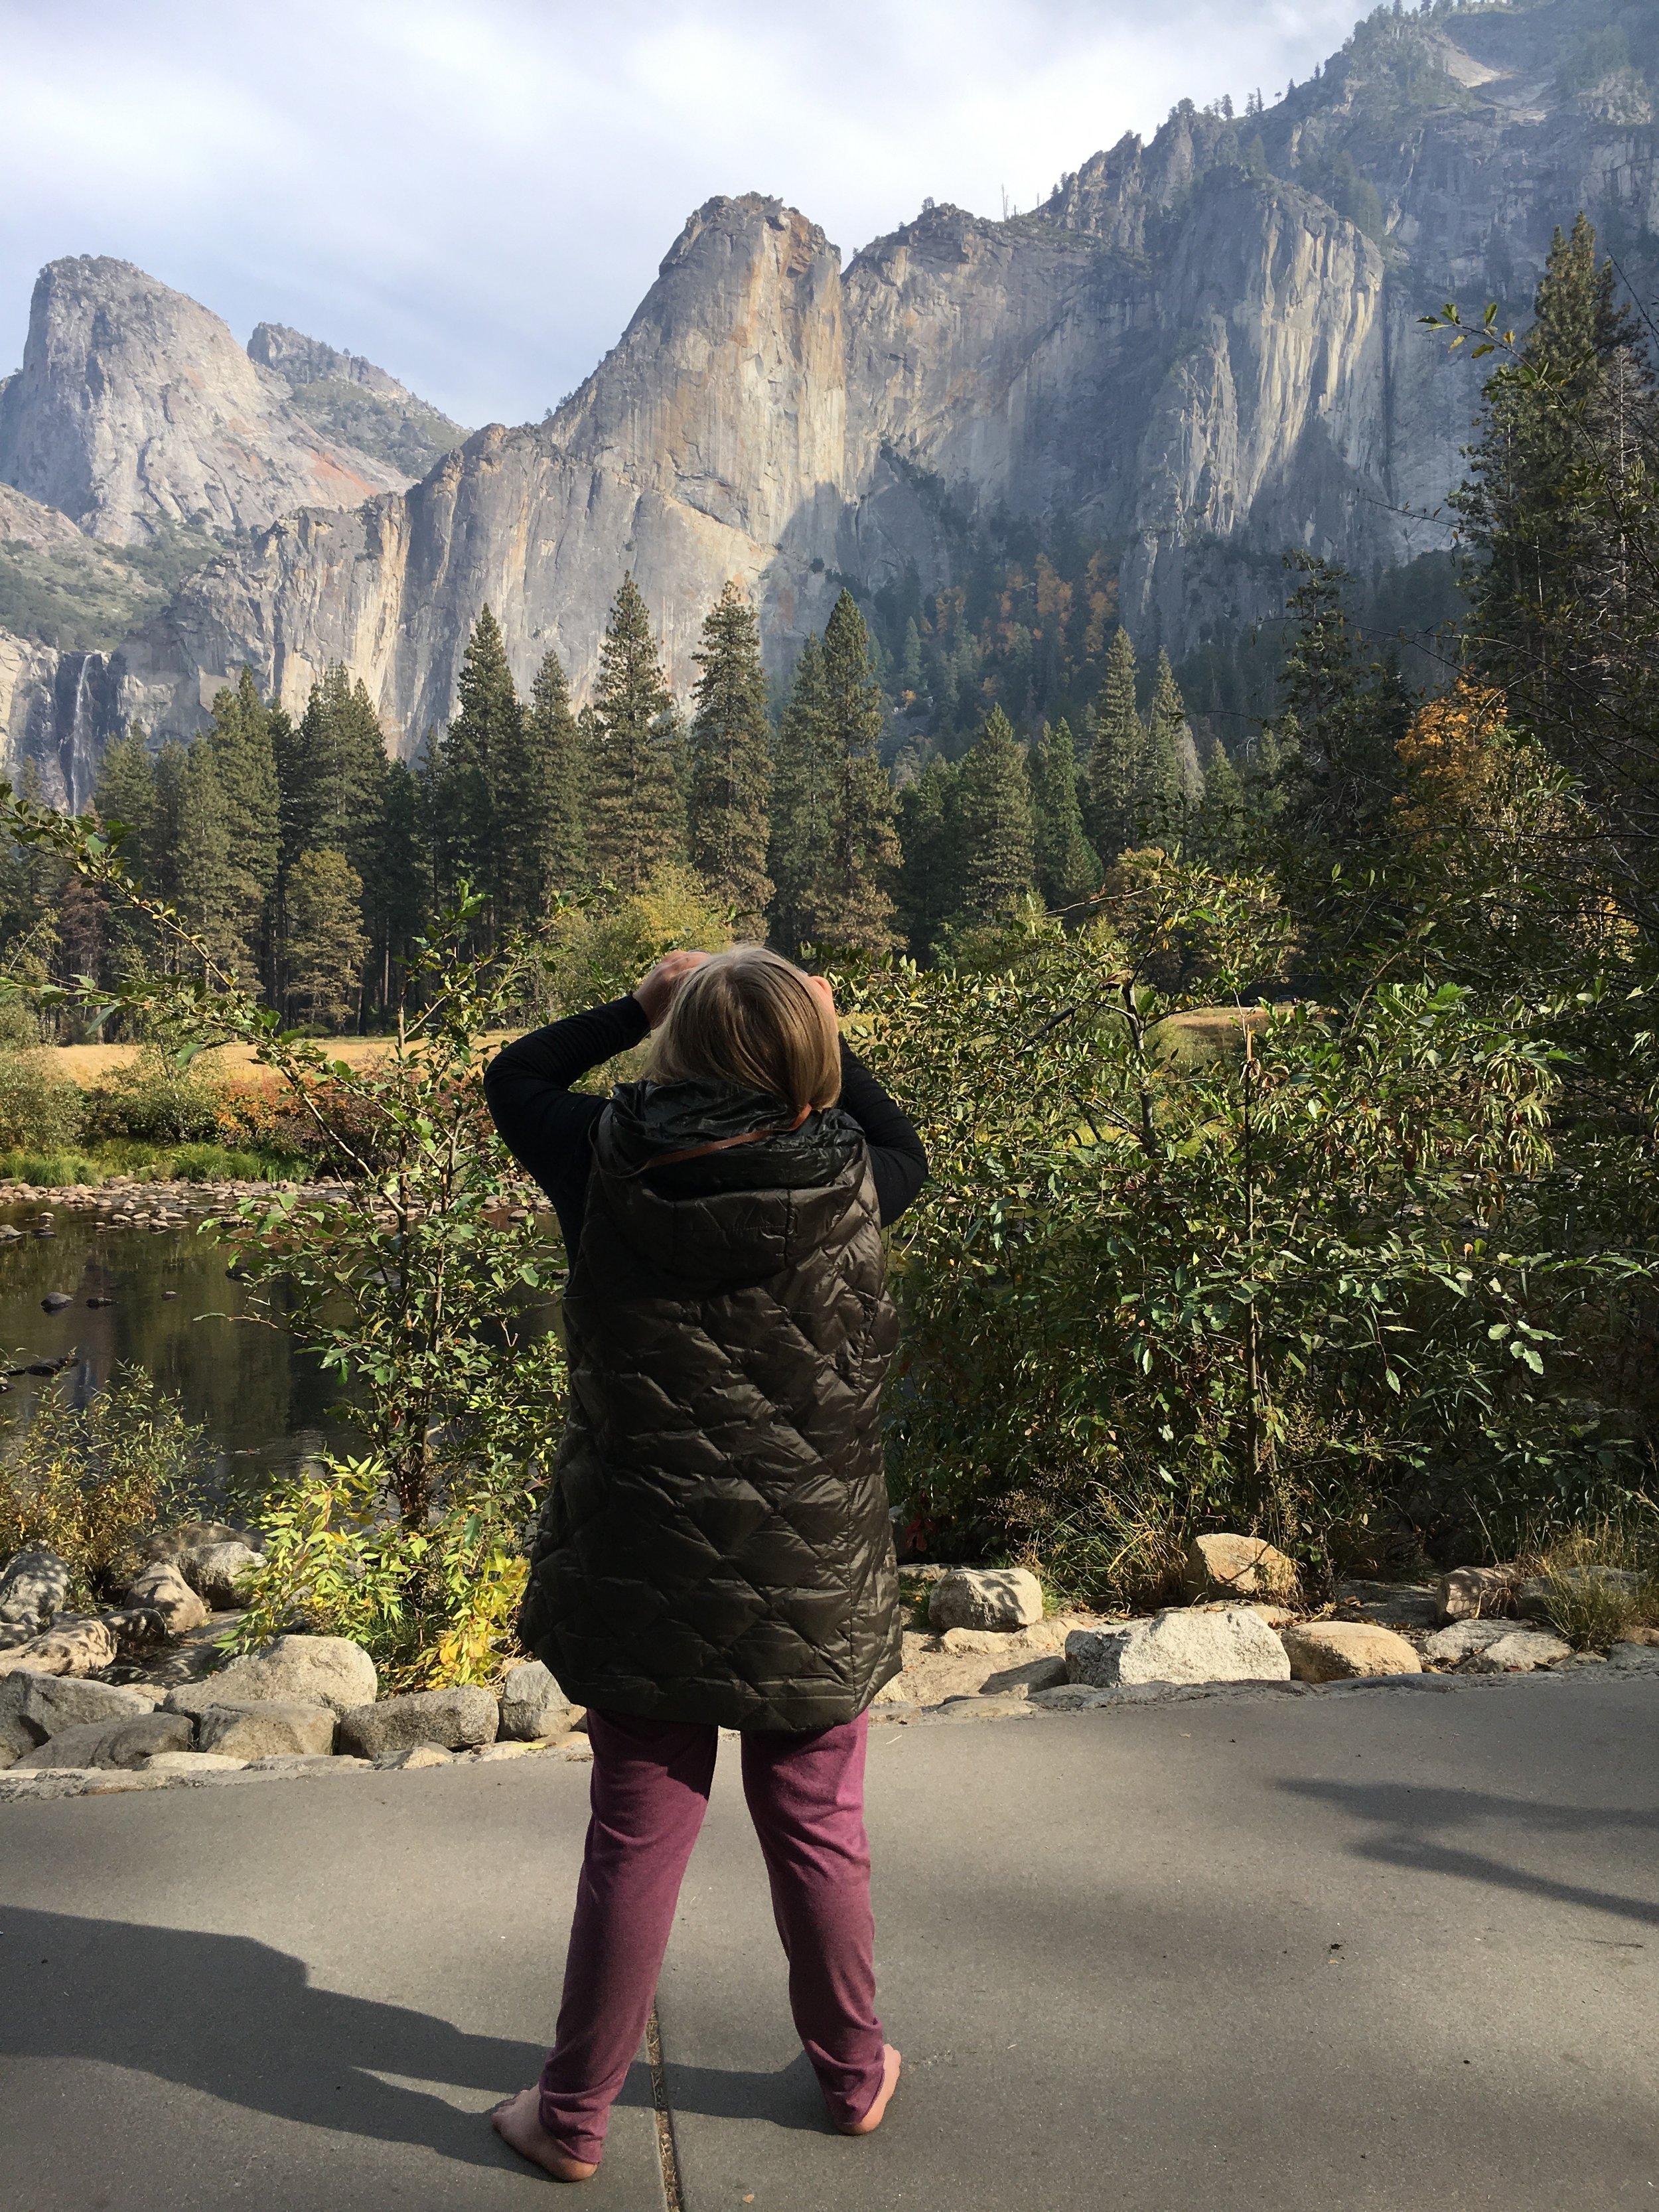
[0,1614,118,1678]
[378,1745,455,1770]
[498,1660,578,1743]
[928,1568,1045,1634]
[163,1634,376,1720]
[1333,1579,1441,1629]
[0,1708,37,1768]
[0,1670,155,1737]
[1435,1566,1516,1623]
[14,1721,122,1770]
[0,1547,72,1638]
[1603,1643,1659,1674]
[135,1521,243,1568]
[141,1749,248,1774]
[243,1754,372,1775]
[1459,1629,1573,1674]
[1423,1619,1517,1666]
[127,1559,210,1635]
[937,1623,1066,1657]
[1066,1606,1292,1688]
[95,1710,196,1767]
[336,1686,499,1761]
[1183,1534,1297,1600]
[185,1540,264,1609]
[1280,1622,1422,1682]
[196,1702,336,1760]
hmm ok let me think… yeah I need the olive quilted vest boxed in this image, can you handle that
[519,1077,904,1731]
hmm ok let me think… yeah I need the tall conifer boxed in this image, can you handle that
[768,633,837,956]
[814,589,900,953]
[686,581,773,934]
[1089,627,1144,860]
[953,706,1036,924]
[1029,719,1100,909]
[205,668,280,982]
[433,606,522,911]
[495,647,586,925]
[895,755,959,957]
[1193,739,1245,867]
[92,727,159,983]
[587,575,684,894]
[1141,650,1194,848]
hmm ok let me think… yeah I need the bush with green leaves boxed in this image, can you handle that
[83,1053,227,1144]
[1,787,569,1683]
[0,1367,212,1605]
[837,863,1658,1605]
[0,1048,86,1153]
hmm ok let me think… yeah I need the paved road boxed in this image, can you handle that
[3,1673,1656,2211]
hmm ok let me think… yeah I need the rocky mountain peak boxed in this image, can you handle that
[0,256,409,545]
[247,322,411,400]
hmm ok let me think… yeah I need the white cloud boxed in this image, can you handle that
[0,0,1369,427]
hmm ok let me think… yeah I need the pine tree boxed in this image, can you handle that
[1088,627,1145,860]
[767,632,837,956]
[1141,650,1194,848]
[896,755,959,957]
[372,759,430,1011]
[280,667,388,883]
[285,849,370,1031]
[491,646,587,924]
[1192,739,1245,867]
[153,739,244,977]
[953,707,1036,924]
[587,575,684,895]
[686,581,773,934]
[812,589,900,953]
[433,606,522,913]
[92,727,159,985]
[205,668,281,983]
[1029,719,1100,910]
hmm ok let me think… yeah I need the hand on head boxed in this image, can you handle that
[632,949,711,1028]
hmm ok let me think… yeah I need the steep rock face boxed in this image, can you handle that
[0,258,409,545]
[248,323,421,399]
[113,198,849,752]
[5,4,1658,780]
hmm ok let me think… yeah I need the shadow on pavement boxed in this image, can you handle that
[0,1905,649,2172]
[1278,1778,1659,1927]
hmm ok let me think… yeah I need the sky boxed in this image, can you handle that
[1,1,1370,430]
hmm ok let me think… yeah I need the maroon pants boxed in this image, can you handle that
[537,1706,885,2165]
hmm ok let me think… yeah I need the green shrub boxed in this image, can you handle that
[0,1149,100,1185]
[0,1368,212,1605]
[0,1050,86,1152]
[84,1055,226,1144]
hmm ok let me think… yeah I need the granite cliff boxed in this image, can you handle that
[2,0,1656,794]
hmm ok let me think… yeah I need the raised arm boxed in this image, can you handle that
[837,1041,928,1228]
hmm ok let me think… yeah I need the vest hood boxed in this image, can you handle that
[591,1078,870,1293]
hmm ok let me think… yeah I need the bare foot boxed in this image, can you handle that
[490,2087,600,2181]
[837,2044,901,2136]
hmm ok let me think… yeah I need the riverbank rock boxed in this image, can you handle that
[0,1615,118,1678]
[498,1660,577,1741]
[196,1701,336,1759]
[338,1685,498,1761]
[1460,1628,1573,1673]
[1333,1580,1441,1629]
[163,1634,376,1720]
[142,1750,248,1774]
[1066,1606,1292,1688]
[1423,1620,1513,1666]
[136,1521,244,1569]
[0,1548,72,1642]
[1280,1622,1421,1682]
[0,1670,155,1739]
[188,1540,265,1609]
[1183,1534,1298,1601]
[929,1568,1044,1633]
[14,1709,192,1770]
[1436,1566,1516,1623]
[127,1559,210,1635]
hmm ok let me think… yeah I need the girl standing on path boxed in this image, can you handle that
[482,945,927,2181]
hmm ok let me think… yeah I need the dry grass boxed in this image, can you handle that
[1527,1520,1659,1651]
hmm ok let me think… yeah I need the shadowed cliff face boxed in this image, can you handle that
[3,2,1658,783]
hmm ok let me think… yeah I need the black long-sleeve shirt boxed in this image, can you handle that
[484,995,929,1254]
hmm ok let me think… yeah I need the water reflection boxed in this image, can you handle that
[0,1203,356,1484]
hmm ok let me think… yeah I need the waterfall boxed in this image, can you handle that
[56,651,108,813]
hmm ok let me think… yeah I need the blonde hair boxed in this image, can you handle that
[647,948,841,1113]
